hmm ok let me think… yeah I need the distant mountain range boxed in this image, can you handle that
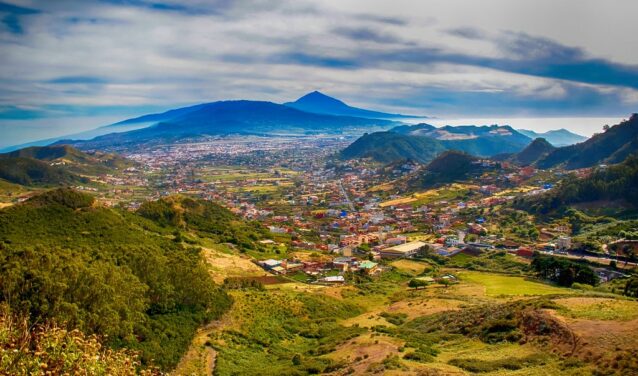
[517,129,586,147]
[342,123,534,164]
[4,92,412,151]
[62,100,396,149]
[343,115,638,171]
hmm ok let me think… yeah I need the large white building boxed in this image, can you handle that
[380,241,427,259]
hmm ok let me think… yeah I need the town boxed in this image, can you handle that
[29,135,629,288]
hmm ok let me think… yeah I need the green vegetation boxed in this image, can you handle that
[556,298,638,321]
[138,195,270,252]
[449,353,550,373]
[537,114,638,169]
[0,304,160,375]
[0,157,86,186]
[409,150,499,188]
[0,189,246,370]
[517,154,638,214]
[341,131,446,164]
[531,254,599,287]
[511,137,556,166]
[211,290,365,375]
[0,145,135,185]
[448,250,530,274]
[459,271,568,296]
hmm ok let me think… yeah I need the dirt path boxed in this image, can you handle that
[171,321,220,376]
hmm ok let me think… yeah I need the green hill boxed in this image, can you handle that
[409,150,495,188]
[511,138,556,166]
[392,124,532,157]
[340,131,446,163]
[0,189,269,370]
[537,114,638,169]
[0,144,135,175]
[342,125,533,165]
[3,144,92,161]
[0,157,86,185]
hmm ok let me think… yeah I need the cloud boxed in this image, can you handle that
[1,0,637,146]
[0,1,39,34]
[332,26,409,45]
[447,27,485,40]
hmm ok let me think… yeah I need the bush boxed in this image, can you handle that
[449,354,548,373]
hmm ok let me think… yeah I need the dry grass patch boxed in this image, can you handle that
[323,333,402,375]
[391,259,431,275]
[554,297,638,321]
[201,247,265,283]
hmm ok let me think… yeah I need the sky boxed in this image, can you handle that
[1,0,637,147]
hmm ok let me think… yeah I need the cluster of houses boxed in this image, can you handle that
[256,256,381,284]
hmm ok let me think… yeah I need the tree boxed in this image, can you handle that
[624,277,638,298]
[292,353,302,365]
[408,279,428,290]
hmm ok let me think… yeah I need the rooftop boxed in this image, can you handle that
[384,241,427,254]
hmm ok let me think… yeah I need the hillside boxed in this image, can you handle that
[515,154,638,214]
[340,131,446,163]
[0,157,86,186]
[412,150,491,188]
[284,91,415,119]
[342,123,532,164]
[518,129,587,146]
[537,114,638,169]
[511,137,556,166]
[392,124,532,157]
[0,145,135,175]
[0,189,269,370]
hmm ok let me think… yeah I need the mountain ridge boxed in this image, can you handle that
[517,128,587,146]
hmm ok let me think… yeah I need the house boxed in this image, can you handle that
[380,241,427,259]
[358,260,379,275]
[436,247,461,257]
[319,275,345,284]
[593,268,628,283]
[445,237,460,247]
[556,236,571,250]
[260,259,281,269]
[516,247,534,258]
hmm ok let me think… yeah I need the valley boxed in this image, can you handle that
[1,113,637,375]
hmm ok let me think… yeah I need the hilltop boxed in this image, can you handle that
[0,144,134,176]
[510,137,556,166]
[0,157,86,186]
[406,150,497,188]
[340,131,446,163]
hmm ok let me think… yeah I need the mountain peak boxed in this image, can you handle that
[285,91,418,119]
[293,91,348,107]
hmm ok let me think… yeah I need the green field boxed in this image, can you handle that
[458,271,570,296]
